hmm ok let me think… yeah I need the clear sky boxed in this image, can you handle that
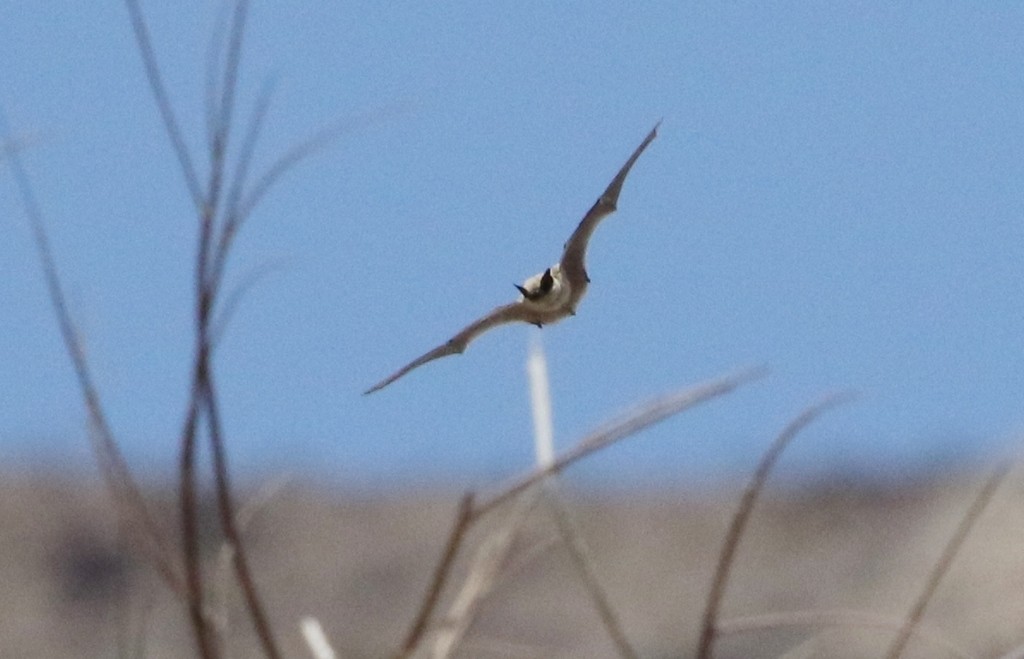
[2,3,1023,488]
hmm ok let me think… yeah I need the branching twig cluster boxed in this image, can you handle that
[387,373,1016,659]
[6,0,348,655]
[389,366,766,658]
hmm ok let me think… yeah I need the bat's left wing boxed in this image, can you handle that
[560,122,659,286]
[364,301,533,395]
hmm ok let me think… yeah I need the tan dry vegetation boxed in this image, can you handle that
[2,472,1022,658]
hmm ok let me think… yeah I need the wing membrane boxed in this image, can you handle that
[560,122,659,285]
[364,302,531,394]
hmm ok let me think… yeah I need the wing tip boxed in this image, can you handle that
[363,375,394,396]
[645,119,661,145]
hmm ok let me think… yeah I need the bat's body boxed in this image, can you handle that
[365,123,659,395]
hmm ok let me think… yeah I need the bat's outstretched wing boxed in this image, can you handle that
[560,122,660,286]
[364,302,533,394]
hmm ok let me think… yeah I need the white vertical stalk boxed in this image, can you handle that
[527,330,555,469]
[299,617,337,659]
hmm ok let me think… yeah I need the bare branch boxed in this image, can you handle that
[203,0,231,151]
[123,0,204,211]
[211,474,291,648]
[884,458,1014,659]
[472,366,767,520]
[126,0,281,653]
[431,488,544,659]
[697,392,856,659]
[177,380,219,658]
[523,334,637,657]
[397,493,475,658]
[209,256,294,349]
[202,361,283,657]
[719,609,974,659]
[235,105,406,225]
[542,483,638,659]
[0,107,184,595]
[201,0,249,282]
[208,77,277,299]
[212,0,248,164]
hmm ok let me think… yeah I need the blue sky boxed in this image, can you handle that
[2,3,1023,488]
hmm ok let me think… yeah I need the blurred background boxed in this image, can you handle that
[2,3,1024,657]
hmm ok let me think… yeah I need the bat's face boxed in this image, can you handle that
[519,264,571,311]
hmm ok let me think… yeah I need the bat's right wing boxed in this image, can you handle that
[560,122,659,286]
[364,301,533,395]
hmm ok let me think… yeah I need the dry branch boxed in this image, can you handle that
[697,392,855,659]
[0,108,183,594]
[472,366,767,520]
[718,609,973,659]
[884,458,1014,659]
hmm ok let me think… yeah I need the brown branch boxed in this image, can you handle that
[121,5,220,649]
[432,487,545,659]
[124,2,285,655]
[884,458,1014,659]
[696,392,855,659]
[542,483,637,659]
[178,386,217,658]
[718,609,974,659]
[396,493,475,658]
[209,78,275,301]
[201,371,282,658]
[233,103,407,227]
[0,108,184,595]
[123,0,204,212]
[472,366,767,520]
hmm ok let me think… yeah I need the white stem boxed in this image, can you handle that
[300,617,337,659]
[527,330,555,469]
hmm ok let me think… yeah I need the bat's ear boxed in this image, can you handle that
[540,268,554,291]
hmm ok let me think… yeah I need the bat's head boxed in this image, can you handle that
[516,264,569,310]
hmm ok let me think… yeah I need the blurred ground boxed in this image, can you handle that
[2,470,1023,658]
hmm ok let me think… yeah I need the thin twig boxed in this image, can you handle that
[209,257,294,349]
[211,0,248,174]
[123,0,204,211]
[697,392,855,659]
[490,533,560,590]
[472,366,767,520]
[234,104,407,224]
[431,488,544,659]
[211,473,292,648]
[203,0,230,151]
[125,1,285,655]
[211,77,277,299]
[202,350,282,658]
[397,493,475,658]
[201,0,248,286]
[0,108,184,595]
[884,458,1014,659]
[719,609,974,659]
[457,637,551,658]
[178,371,218,658]
[123,3,221,647]
[526,335,637,658]
[542,483,638,659]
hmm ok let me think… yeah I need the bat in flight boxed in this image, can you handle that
[365,122,659,395]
